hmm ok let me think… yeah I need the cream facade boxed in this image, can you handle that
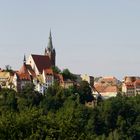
[0,71,13,89]
[81,74,94,85]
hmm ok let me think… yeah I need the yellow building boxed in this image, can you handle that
[0,71,13,89]
[81,74,94,86]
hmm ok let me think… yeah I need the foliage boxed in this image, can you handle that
[5,65,13,72]
[62,68,77,80]
[78,81,94,104]
[0,85,140,139]
[52,66,61,74]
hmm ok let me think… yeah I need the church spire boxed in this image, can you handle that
[23,54,26,64]
[49,29,52,39]
[47,29,53,50]
[45,30,56,66]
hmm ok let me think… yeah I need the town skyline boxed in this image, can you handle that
[0,0,140,79]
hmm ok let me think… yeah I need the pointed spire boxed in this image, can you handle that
[19,54,29,74]
[49,29,52,39]
[44,48,47,55]
[47,29,53,50]
[23,54,26,64]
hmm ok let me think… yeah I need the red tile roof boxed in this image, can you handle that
[17,63,32,81]
[16,72,31,81]
[31,54,52,74]
[134,80,140,87]
[124,76,140,83]
[104,86,118,92]
[124,82,135,88]
[19,63,29,74]
[94,84,118,93]
[94,84,106,93]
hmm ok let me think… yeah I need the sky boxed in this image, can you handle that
[0,0,140,79]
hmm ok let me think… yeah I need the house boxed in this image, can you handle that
[12,60,33,91]
[0,71,14,89]
[122,82,135,96]
[42,68,54,88]
[94,76,120,86]
[122,76,140,96]
[93,76,119,99]
[134,80,140,95]
[94,84,118,99]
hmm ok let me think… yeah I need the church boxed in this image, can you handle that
[12,31,63,93]
[27,31,56,75]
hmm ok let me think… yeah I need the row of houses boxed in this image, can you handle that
[81,75,140,99]
[0,59,75,94]
[1,65,140,98]
[0,31,140,98]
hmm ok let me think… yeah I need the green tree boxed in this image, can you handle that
[62,69,76,80]
[40,83,65,113]
[78,81,94,104]
[18,83,42,110]
[0,88,17,112]
[5,65,13,72]
[52,66,61,74]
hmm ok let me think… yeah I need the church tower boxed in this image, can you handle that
[45,30,56,66]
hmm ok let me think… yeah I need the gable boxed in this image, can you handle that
[27,54,52,74]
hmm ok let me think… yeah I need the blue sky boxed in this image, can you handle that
[0,0,140,79]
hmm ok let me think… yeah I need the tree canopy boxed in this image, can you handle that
[0,84,140,139]
[62,68,77,80]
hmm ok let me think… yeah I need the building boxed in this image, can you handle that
[81,74,94,86]
[94,76,120,86]
[1,31,91,93]
[93,76,119,99]
[122,76,140,96]
[0,70,14,89]
[27,30,56,75]
[42,68,54,88]
[134,80,140,95]
[94,84,118,99]
[12,57,34,91]
[44,31,56,66]
[12,31,59,93]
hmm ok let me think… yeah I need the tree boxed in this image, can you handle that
[40,83,65,113]
[0,84,140,139]
[62,69,76,80]
[5,65,13,72]
[78,81,94,104]
[0,88,17,111]
[52,66,61,74]
[18,83,42,110]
